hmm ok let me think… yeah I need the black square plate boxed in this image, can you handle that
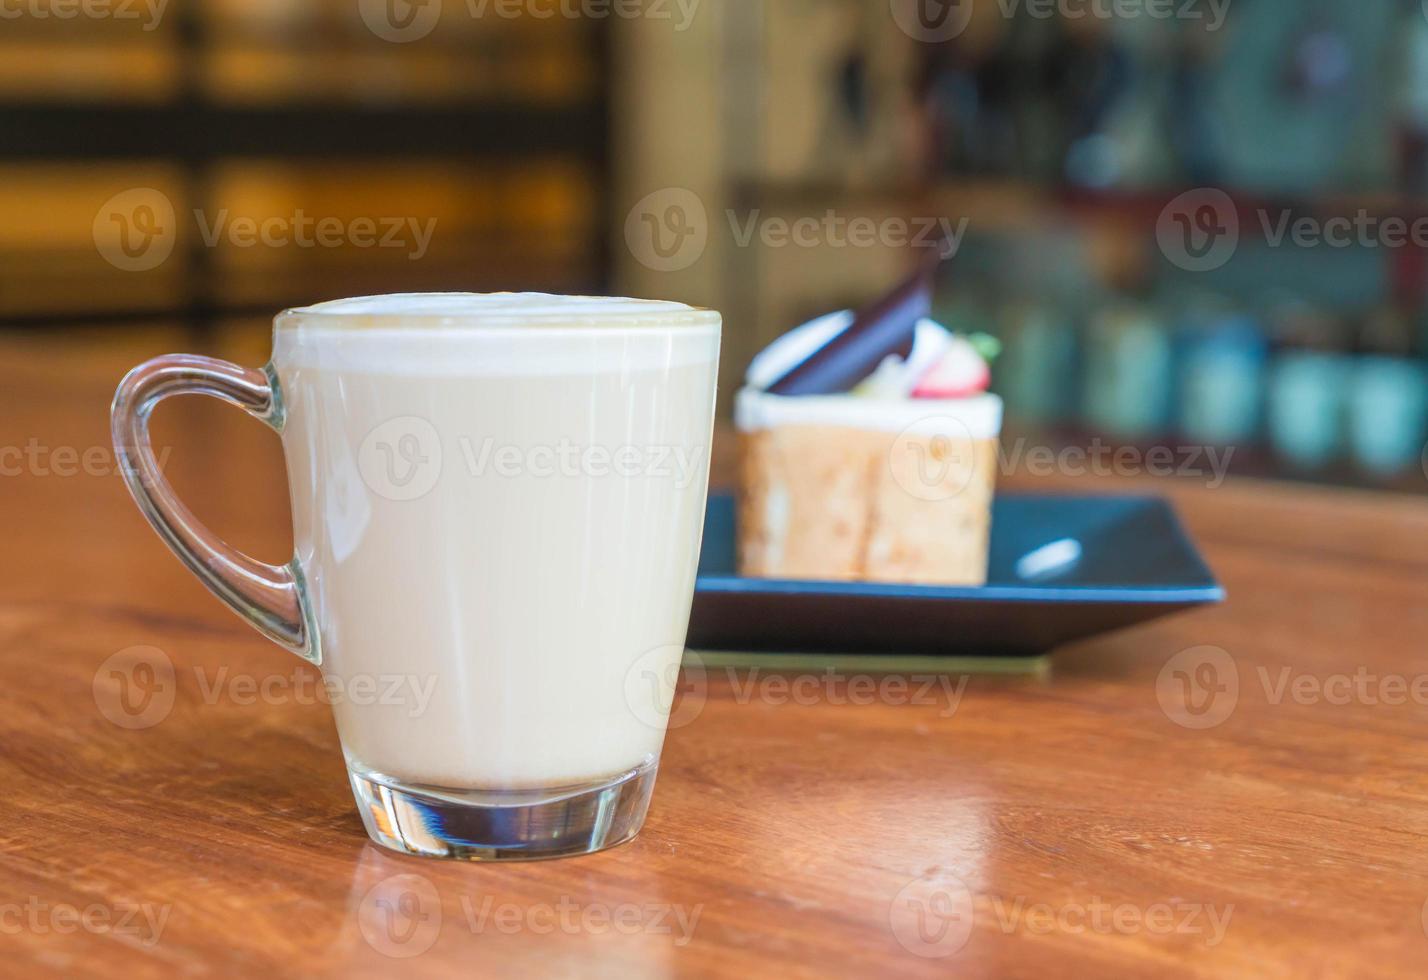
[688,492,1224,659]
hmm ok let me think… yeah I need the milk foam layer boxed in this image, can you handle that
[288,291,714,323]
[275,293,720,376]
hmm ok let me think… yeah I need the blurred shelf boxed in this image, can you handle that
[0,103,603,160]
[0,11,614,330]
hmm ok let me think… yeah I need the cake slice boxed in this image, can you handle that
[736,393,1001,585]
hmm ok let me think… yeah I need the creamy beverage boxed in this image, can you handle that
[113,291,721,859]
[273,294,720,789]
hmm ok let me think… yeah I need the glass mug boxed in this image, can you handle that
[111,294,721,860]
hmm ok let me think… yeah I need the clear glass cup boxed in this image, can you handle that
[111,294,721,860]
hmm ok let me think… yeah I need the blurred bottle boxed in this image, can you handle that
[1167,18,1224,187]
[1177,309,1266,447]
[997,302,1079,428]
[1395,0,1428,195]
[1265,304,1348,471]
[1056,20,1138,189]
[1347,307,1428,477]
[1082,304,1174,439]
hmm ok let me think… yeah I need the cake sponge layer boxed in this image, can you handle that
[738,425,996,586]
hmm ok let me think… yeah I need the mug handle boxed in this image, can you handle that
[111,354,320,665]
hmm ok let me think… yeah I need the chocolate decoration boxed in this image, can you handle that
[766,265,935,396]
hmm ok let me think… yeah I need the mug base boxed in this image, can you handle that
[347,760,658,861]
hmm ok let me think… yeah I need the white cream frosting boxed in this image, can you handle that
[737,310,1001,437]
[736,388,1003,437]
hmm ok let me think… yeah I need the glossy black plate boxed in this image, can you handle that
[688,492,1224,658]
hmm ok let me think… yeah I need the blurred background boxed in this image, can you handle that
[4,0,1428,492]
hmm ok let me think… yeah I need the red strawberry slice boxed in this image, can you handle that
[913,338,991,398]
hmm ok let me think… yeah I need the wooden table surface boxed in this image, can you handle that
[5,327,1428,978]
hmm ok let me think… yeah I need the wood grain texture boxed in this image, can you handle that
[4,329,1428,978]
